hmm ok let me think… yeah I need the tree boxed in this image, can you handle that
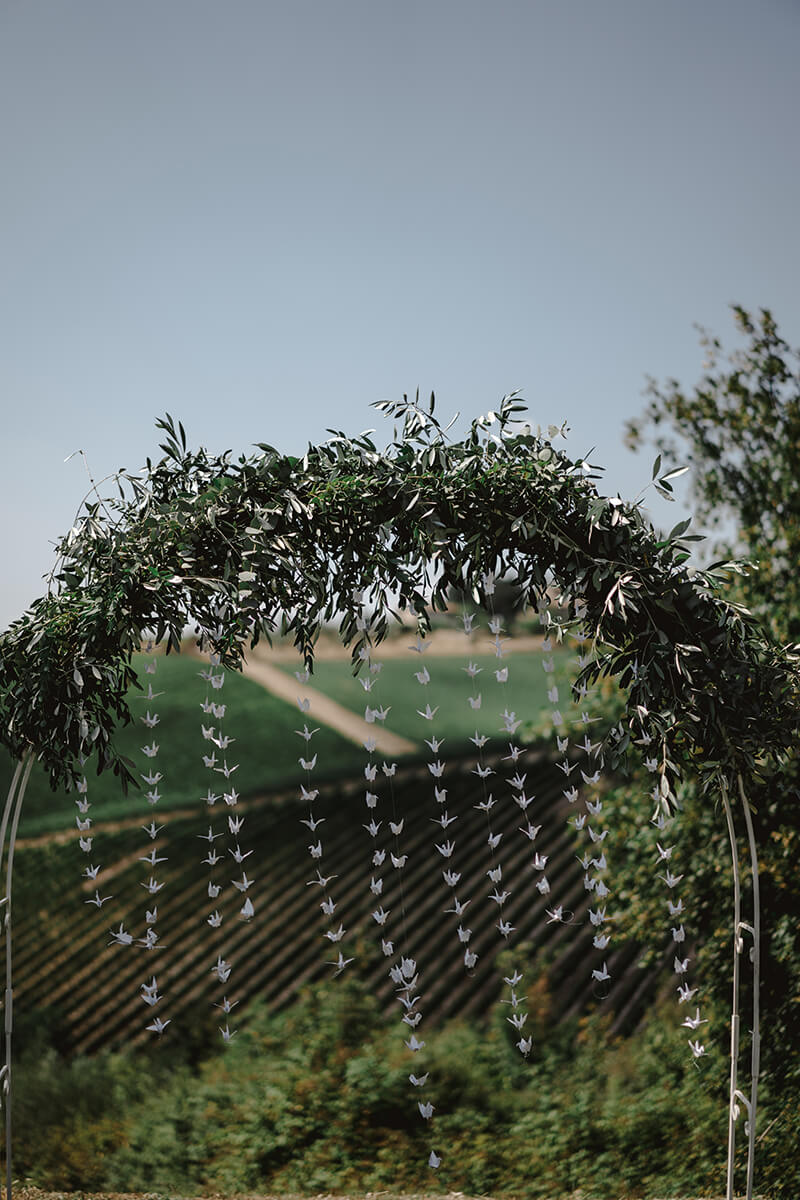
[619,306,800,1197]
[626,305,800,641]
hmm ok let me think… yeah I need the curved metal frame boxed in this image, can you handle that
[721,773,761,1200]
[0,748,34,1200]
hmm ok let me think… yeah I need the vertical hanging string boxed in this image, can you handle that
[200,651,243,1042]
[296,661,349,972]
[370,618,438,1171]
[135,641,170,1037]
[642,724,707,1065]
[571,608,614,985]
[477,577,532,1056]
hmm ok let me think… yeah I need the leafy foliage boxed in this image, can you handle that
[626,305,800,641]
[9,979,736,1198]
[1,396,796,822]
[619,305,800,1188]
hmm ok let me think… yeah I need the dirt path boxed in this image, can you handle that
[243,645,417,757]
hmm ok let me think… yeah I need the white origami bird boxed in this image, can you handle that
[146,907,158,924]
[487,865,502,882]
[369,877,383,896]
[593,933,611,950]
[207,911,222,928]
[391,853,408,869]
[418,1101,434,1119]
[445,897,470,916]
[325,925,345,943]
[428,761,445,778]
[299,755,317,772]
[475,796,496,813]
[677,983,698,1003]
[688,1039,706,1059]
[229,844,253,864]
[495,668,509,683]
[660,870,684,889]
[202,850,222,866]
[327,951,354,973]
[215,996,238,1013]
[464,949,478,968]
[109,924,133,946]
[682,1008,708,1030]
[141,877,165,894]
[79,836,93,852]
[457,925,472,943]
[85,890,111,907]
[212,956,232,983]
[83,864,100,880]
[208,882,221,898]
[517,1036,532,1055]
[592,961,610,982]
[232,872,254,892]
[674,956,690,975]
[443,869,461,887]
[296,724,318,742]
[372,907,389,925]
[498,919,515,938]
[147,1017,170,1035]
[468,695,482,709]
[140,848,168,867]
[409,1072,429,1087]
[142,821,164,840]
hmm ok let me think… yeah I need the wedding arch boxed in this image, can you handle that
[1,394,796,1200]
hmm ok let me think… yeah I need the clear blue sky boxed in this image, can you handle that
[2,0,798,628]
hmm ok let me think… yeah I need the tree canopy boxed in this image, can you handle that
[626,305,800,642]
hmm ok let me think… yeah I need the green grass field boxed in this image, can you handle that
[2,653,368,837]
[285,645,575,743]
[3,643,578,837]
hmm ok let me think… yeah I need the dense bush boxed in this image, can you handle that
[6,976,755,1198]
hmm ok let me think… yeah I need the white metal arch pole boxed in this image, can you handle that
[721,779,742,1200]
[722,773,762,1200]
[0,748,34,1200]
[738,774,761,1200]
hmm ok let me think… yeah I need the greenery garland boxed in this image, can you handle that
[1,393,797,806]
